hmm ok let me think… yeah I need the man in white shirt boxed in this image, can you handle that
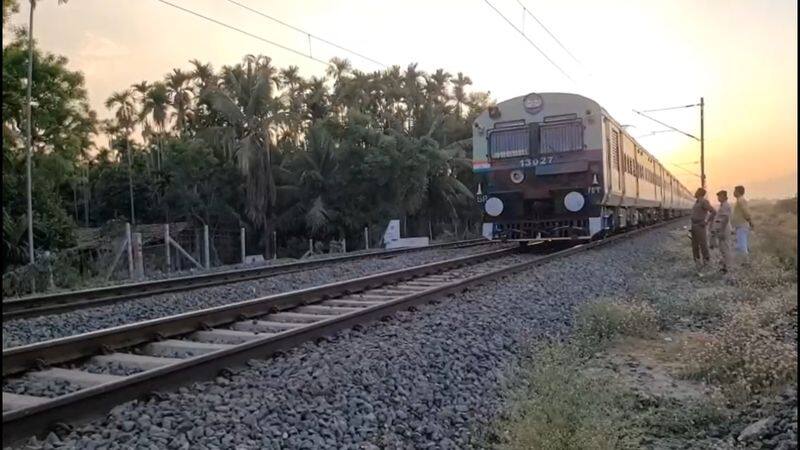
[711,190,733,274]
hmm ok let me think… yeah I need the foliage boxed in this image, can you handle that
[2,20,492,276]
[2,32,94,269]
[681,292,797,401]
[499,344,640,450]
[2,0,18,24]
[574,299,660,353]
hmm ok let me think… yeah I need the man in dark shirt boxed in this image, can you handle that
[690,188,716,270]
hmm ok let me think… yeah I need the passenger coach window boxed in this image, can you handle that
[540,121,583,154]
[489,127,529,159]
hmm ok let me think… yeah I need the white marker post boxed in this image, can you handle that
[164,224,171,273]
[125,222,134,279]
[240,227,246,264]
[133,232,144,280]
[203,225,210,269]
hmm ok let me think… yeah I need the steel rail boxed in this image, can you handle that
[2,219,682,445]
[2,238,493,319]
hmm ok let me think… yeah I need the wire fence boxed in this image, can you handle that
[2,219,483,298]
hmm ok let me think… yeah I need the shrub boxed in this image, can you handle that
[574,300,660,352]
[500,344,640,450]
[681,297,798,402]
[754,211,798,273]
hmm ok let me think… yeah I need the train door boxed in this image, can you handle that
[634,147,640,202]
[610,125,623,192]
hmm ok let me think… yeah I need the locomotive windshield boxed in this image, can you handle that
[540,121,583,154]
[489,127,529,159]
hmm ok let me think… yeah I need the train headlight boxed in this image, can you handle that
[564,191,585,212]
[510,170,525,184]
[485,197,504,217]
[488,106,501,119]
[523,93,543,113]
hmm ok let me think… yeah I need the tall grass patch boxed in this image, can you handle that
[574,299,660,353]
[681,292,798,402]
[500,344,640,450]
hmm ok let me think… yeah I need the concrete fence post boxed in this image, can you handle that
[273,231,277,260]
[342,237,346,253]
[164,223,171,273]
[309,239,313,255]
[133,232,144,280]
[240,227,246,264]
[203,225,210,269]
[364,227,369,250]
[125,222,134,278]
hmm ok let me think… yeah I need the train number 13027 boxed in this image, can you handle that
[519,156,554,168]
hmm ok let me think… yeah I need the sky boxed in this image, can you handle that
[9,0,798,199]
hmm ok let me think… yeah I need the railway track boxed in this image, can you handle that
[1,220,681,446]
[2,238,494,320]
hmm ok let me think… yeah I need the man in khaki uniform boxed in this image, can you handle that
[690,188,715,270]
[711,190,733,273]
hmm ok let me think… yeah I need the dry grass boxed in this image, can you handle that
[574,300,660,353]
[678,200,798,402]
[499,201,796,448]
[498,344,640,450]
[680,289,797,402]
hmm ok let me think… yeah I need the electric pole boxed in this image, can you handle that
[633,98,706,188]
[25,0,36,269]
[700,97,705,189]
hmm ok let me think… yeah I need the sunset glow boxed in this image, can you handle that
[12,0,797,198]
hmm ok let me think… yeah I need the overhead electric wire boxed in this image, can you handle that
[636,129,675,138]
[483,0,575,83]
[514,0,585,69]
[155,0,332,67]
[641,103,701,113]
[633,109,699,141]
[669,162,700,178]
[225,0,386,68]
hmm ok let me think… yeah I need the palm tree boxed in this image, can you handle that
[278,65,306,146]
[451,72,472,118]
[403,63,425,132]
[165,69,192,135]
[304,76,329,121]
[139,81,169,178]
[274,125,340,239]
[427,69,452,106]
[104,90,137,225]
[326,57,352,118]
[189,59,216,92]
[202,56,279,258]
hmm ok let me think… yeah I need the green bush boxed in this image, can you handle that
[500,344,640,450]
[681,296,798,402]
[574,300,660,352]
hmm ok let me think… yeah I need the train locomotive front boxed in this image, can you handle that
[473,92,607,241]
[473,92,693,242]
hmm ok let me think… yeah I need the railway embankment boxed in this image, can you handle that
[10,222,688,449]
[497,200,797,449]
[2,243,502,348]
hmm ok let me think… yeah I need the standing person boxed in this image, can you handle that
[732,185,754,256]
[690,188,716,271]
[712,190,733,273]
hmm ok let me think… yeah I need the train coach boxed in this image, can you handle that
[472,92,693,242]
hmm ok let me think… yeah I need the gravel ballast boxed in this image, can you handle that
[3,244,506,348]
[9,225,678,449]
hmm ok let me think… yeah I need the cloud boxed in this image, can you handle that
[77,31,129,59]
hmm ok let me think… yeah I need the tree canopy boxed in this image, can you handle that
[2,28,493,274]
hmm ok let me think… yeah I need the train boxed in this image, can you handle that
[472,92,693,242]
